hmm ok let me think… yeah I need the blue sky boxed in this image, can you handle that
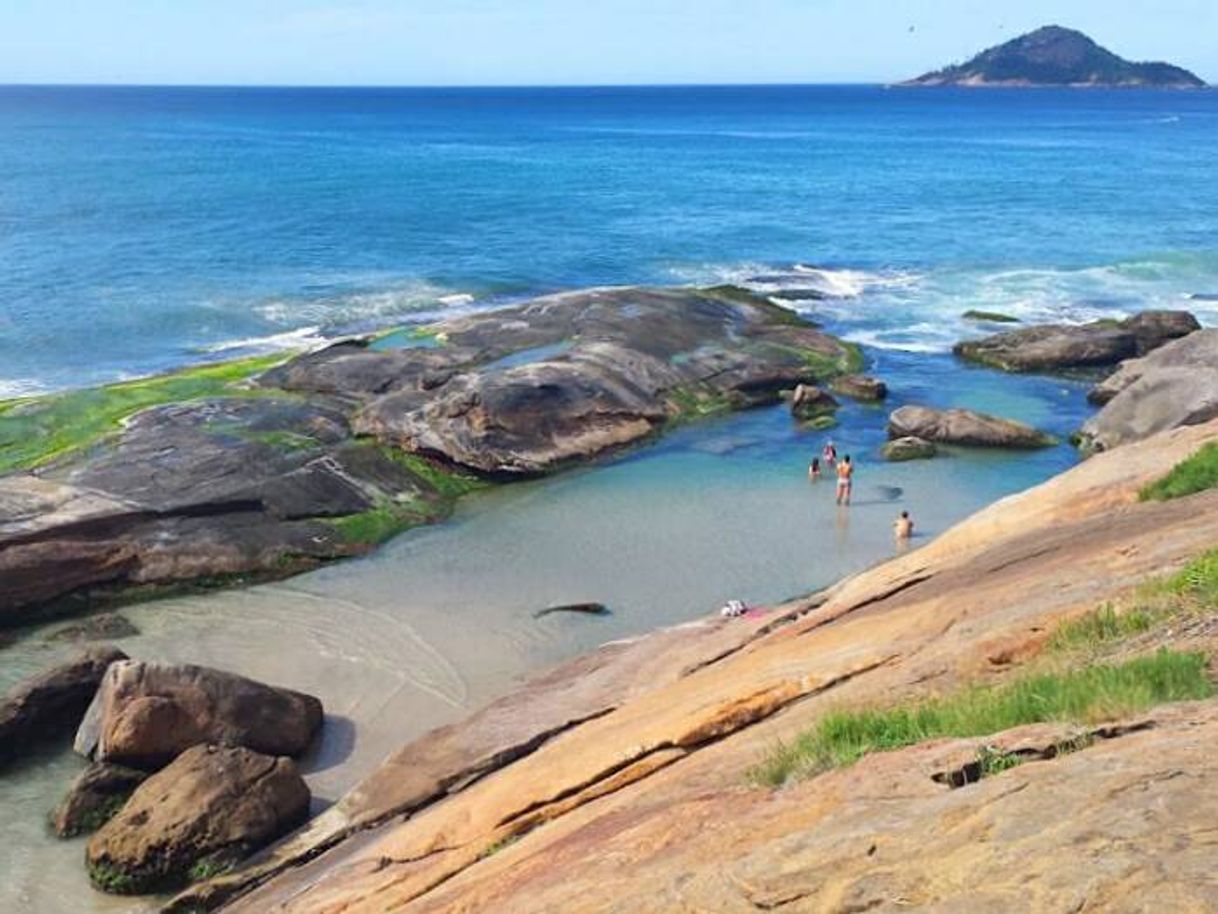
[2,0,1214,86]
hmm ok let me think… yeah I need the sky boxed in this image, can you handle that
[1,0,1214,86]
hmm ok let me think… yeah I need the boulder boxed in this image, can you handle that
[75,661,323,770]
[1121,310,1202,356]
[0,646,127,766]
[830,374,888,402]
[1079,330,1218,452]
[86,744,309,895]
[888,406,1055,449]
[789,384,840,421]
[882,436,938,461]
[51,762,148,838]
[953,311,1198,374]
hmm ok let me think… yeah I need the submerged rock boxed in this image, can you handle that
[0,646,127,767]
[533,603,611,620]
[86,744,309,895]
[882,436,938,461]
[888,406,1055,449]
[953,310,1199,374]
[44,613,140,644]
[830,374,888,402]
[1079,329,1218,452]
[75,661,323,770]
[52,762,148,838]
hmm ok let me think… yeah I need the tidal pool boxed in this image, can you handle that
[0,351,1093,914]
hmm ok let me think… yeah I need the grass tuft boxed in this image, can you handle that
[1048,604,1157,653]
[750,650,1212,787]
[1139,442,1218,502]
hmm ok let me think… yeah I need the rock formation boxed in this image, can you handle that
[953,310,1198,374]
[1080,329,1218,452]
[0,286,860,624]
[87,745,309,895]
[51,762,148,838]
[0,646,127,766]
[167,419,1218,914]
[887,405,1055,448]
[75,661,324,770]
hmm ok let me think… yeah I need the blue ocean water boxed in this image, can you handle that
[1,85,1217,394]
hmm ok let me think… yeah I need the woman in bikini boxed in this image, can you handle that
[836,455,854,506]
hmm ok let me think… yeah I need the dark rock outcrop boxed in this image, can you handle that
[86,744,309,895]
[52,762,148,838]
[882,436,938,462]
[0,646,127,766]
[1079,329,1218,452]
[830,374,888,402]
[789,384,840,421]
[953,311,1199,374]
[904,26,1207,88]
[75,661,323,770]
[888,406,1055,449]
[0,287,860,621]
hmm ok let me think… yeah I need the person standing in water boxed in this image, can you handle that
[808,456,821,481]
[894,510,914,540]
[823,440,838,468]
[835,455,854,505]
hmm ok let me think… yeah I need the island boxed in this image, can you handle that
[902,25,1207,88]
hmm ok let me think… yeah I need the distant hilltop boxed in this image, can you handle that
[903,25,1207,89]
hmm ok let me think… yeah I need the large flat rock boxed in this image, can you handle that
[178,421,1218,913]
[0,286,858,621]
[953,310,1198,374]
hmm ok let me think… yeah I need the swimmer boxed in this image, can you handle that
[808,456,821,480]
[835,455,853,506]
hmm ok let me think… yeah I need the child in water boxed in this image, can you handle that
[835,455,853,505]
[822,441,838,468]
[808,457,821,480]
[894,510,914,539]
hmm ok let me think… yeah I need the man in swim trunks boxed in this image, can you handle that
[836,455,853,505]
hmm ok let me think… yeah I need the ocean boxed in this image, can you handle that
[2,84,1217,395]
[2,84,1217,914]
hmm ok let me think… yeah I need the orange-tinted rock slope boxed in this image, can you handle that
[176,419,1218,914]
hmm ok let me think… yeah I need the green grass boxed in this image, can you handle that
[749,650,1212,787]
[1048,604,1158,653]
[0,353,291,473]
[1139,442,1218,502]
[1159,548,1218,605]
[962,309,1021,323]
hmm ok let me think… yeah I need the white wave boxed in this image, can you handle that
[0,378,50,399]
[255,280,472,328]
[196,326,329,355]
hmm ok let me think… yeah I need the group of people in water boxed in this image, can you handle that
[809,441,914,541]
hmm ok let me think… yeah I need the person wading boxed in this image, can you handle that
[835,455,854,506]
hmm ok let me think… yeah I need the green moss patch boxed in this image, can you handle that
[665,385,736,421]
[1139,442,1218,502]
[750,650,1212,787]
[0,354,291,473]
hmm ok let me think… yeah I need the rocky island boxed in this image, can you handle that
[903,25,1207,88]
